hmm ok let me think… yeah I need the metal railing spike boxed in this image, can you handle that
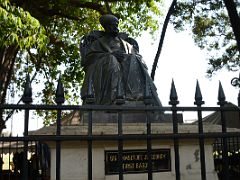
[55,76,65,104]
[22,74,33,104]
[218,81,227,105]
[169,79,179,105]
[195,80,204,105]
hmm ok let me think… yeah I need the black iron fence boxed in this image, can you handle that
[0,78,240,180]
[0,140,49,180]
[213,137,240,180]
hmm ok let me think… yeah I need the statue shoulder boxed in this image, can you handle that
[80,30,105,66]
[119,32,139,52]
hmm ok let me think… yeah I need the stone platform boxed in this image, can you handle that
[30,123,240,180]
[59,110,183,125]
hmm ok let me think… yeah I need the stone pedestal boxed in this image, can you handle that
[30,123,240,180]
[48,141,216,180]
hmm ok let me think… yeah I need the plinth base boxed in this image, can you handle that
[29,123,236,180]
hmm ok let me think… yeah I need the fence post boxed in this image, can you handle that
[218,81,229,180]
[55,77,65,180]
[22,74,33,180]
[169,80,180,180]
[116,79,124,180]
[84,78,95,180]
[144,77,153,180]
[1,139,3,180]
[194,81,206,180]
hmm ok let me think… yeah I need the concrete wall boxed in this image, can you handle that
[48,140,218,180]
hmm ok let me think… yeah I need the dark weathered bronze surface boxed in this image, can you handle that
[80,14,162,106]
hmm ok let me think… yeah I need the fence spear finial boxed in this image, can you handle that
[194,80,204,105]
[55,76,65,104]
[169,79,179,106]
[22,74,32,104]
[218,81,227,105]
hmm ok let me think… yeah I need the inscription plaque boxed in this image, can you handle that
[105,149,171,174]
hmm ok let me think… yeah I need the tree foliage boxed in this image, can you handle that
[171,0,240,76]
[0,0,163,128]
[0,0,48,49]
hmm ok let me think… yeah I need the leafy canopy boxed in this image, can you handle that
[1,0,163,125]
[171,0,240,76]
[0,0,48,50]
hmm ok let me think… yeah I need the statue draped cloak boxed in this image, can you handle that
[81,32,162,106]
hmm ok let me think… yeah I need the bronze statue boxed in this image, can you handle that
[80,14,162,106]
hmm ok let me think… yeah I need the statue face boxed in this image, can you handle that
[103,20,119,37]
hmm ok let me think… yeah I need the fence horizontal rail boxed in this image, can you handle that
[1,103,240,180]
[0,104,239,112]
[1,132,240,141]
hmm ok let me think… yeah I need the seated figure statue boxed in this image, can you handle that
[80,14,162,106]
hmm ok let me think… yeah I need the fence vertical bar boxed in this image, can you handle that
[169,80,180,180]
[144,77,152,180]
[39,143,44,177]
[238,90,240,174]
[146,111,152,180]
[35,142,39,177]
[118,110,123,180]
[55,77,65,180]
[116,80,125,180]
[237,137,240,173]
[23,109,30,180]
[218,82,229,180]
[194,81,206,180]
[87,110,93,180]
[8,140,11,180]
[56,109,62,180]
[22,74,33,180]
[1,140,3,180]
[85,78,95,180]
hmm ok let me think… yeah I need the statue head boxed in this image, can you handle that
[99,14,119,36]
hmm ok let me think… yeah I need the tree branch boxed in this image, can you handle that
[0,45,18,104]
[47,10,87,21]
[151,0,177,80]
[30,1,88,21]
[223,0,240,53]
[63,0,106,15]
[105,1,113,14]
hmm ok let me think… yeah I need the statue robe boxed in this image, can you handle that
[81,34,162,106]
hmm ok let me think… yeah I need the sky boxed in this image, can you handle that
[137,25,239,121]
[3,2,240,135]
[138,25,239,107]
